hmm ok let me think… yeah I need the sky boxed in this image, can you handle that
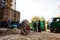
[14,0,60,22]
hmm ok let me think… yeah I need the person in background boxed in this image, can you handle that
[32,21,34,31]
[33,21,37,32]
[38,20,41,32]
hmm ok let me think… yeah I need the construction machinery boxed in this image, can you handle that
[47,17,60,32]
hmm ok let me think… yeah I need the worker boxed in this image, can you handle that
[32,21,34,31]
[20,20,30,35]
[38,20,41,32]
[20,22,27,35]
[33,21,37,32]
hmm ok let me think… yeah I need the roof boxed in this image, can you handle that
[53,17,60,19]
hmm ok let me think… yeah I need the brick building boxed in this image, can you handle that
[0,0,20,22]
[6,0,12,7]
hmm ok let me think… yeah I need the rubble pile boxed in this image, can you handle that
[0,31,60,40]
[0,28,21,36]
[7,28,20,34]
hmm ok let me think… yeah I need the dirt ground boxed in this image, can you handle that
[0,31,60,40]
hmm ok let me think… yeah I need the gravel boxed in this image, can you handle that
[0,31,60,40]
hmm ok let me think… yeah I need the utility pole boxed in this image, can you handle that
[14,0,16,10]
[14,0,16,22]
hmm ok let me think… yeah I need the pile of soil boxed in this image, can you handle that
[0,28,21,36]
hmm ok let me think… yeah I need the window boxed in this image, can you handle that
[0,0,6,8]
[49,18,53,23]
[2,0,4,3]
[57,19,59,22]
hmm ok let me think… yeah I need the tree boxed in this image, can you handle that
[31,16,40,22]
[40,16,45,21]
